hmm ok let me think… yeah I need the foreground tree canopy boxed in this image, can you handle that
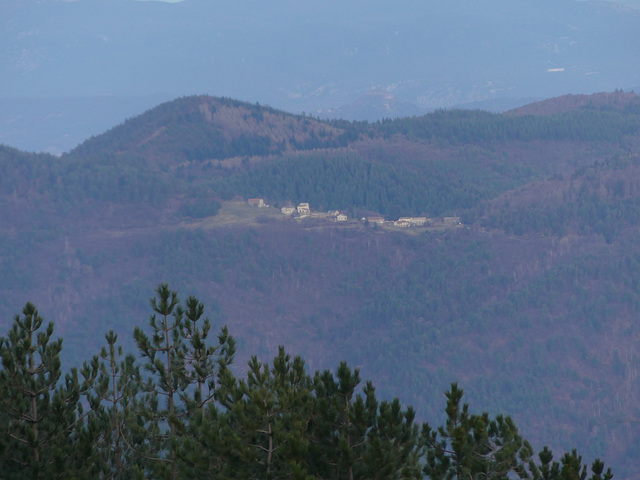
[0,284,613,479]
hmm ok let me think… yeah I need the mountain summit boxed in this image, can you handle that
[71,96,351,168]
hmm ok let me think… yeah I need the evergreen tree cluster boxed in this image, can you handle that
[212,152,492,218]
[0,285,613,479]
[0,145,170,207]
[483,155,640,242]
[372,107,640,144]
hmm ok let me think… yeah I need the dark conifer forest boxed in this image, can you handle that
[1,92,640,477]
[0,286,613,479]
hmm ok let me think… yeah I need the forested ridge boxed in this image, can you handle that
[2,91,640,476]
[3,92,639,219]
[0,286,613,479]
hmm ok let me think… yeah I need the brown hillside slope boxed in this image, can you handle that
[69,95,351,168]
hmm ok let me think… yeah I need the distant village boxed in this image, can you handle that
[247,198,462,229]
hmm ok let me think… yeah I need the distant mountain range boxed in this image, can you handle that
[2,0,639,152]
[2,92,640,476]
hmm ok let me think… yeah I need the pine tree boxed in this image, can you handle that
[133,283,188,476]
[173,295,236,478]
[531,447,613,480]
[215,347,314,480]
[361,397,422,479]
[308,362,422,480]
[308,363,374,480]
[0,302,98,478]
[83,330,144,478]
[132,283,236,477]
[421,384,614,480]
[421,382,536,480]
[178,295,235,419]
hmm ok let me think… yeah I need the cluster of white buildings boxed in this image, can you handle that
[369,216,461,228]
[280,202,348,222]
[249,199,348,222]
[248,198,268,208]
[248,198,461,228]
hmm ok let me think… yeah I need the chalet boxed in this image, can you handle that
[336,213,348,222]
[297,203,311,215]
[248,198,265,207]
[281,206,296,215]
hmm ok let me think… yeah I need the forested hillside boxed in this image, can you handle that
[69,96,354,168]
[0,288,613,478]
[1,91,640,477]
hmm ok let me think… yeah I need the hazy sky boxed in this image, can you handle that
[2,0,640,152]
[583,0,640,8]
[3,0,639,111]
